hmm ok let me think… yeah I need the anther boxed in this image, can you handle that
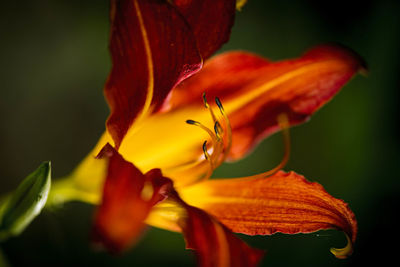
[186,119,219,156]
[202,92,209,108]
[214,121,223,139]
[202,139,214,181]
[202,140,210,160]
[215,97,232,162]
[186,119,199,125]
[215,97,224,111]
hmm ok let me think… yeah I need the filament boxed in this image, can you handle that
[202,140,214,179]
[261,113,290,176]
[203,93,218,125]
[215,97,233,163]
[241,113,291,180]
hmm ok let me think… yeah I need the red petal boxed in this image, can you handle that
[170,191,264,267]
[172,0,236,59]
[92,144,172,253]
[180,170,357,258]
[105,0,202,148]
[167,44,366,159]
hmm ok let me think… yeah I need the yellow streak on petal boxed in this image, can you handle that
[125,0,154,134]
[132,0,155,127]
[223,60,345,115]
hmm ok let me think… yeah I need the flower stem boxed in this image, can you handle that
[46,176,100,207]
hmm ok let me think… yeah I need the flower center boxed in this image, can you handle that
[185,93,233,184]
[171,94,291,188]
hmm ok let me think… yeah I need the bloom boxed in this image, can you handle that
[50,0,365,266]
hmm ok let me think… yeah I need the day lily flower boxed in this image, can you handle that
[48,0,365,266]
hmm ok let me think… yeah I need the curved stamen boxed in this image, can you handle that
[202,140,211,160]
[238,113,291,181]
[183,119,221,182]
[214,121,223,140]
[203,93,218,124]
[202,140,214,179]
[203,93,226,169]
[216,97,233,163]
[186,120,219,154]
[209,121,224,168]
[170,96,234,187]
[260,113,290,177]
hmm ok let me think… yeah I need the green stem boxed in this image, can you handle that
[0,175,99,212]
[46,176,99,207]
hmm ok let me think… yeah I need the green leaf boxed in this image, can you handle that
[0,162,51,241]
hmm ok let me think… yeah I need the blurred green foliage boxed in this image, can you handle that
[0,0,399,266]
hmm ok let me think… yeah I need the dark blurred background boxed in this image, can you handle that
[0,0,399,266]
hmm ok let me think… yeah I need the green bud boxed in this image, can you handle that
[0,162,51,240]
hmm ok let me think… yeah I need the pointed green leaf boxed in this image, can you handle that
[0,162,51,240]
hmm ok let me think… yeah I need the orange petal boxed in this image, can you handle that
[92,144,172,253]
[167,44,366,160]
[171,0,236,59]
[179,171,358,258]
[105,0,202,148]
[169,191,265,267]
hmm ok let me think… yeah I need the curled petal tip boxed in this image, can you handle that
[350,48,368,76]
[330,234,353,259]
[320,43,368,75]
[358,64,369,76]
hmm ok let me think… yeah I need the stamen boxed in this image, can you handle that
[202,92,209,108]
[242,113,291,180]
[204,94,225,166]
[177,96,233,186]
[180,98,290,187]
[215,97,223,110]
[186,119,199,125]
[202,140,211,160]
[186,120,219,162]
[216,97,233,163]
[202,140,214,179]
[214,121,223,140]
[210,121,224,168]
[275,113,290,170]
[203,92,218,124]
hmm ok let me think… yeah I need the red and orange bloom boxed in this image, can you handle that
[50,0,365,266]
